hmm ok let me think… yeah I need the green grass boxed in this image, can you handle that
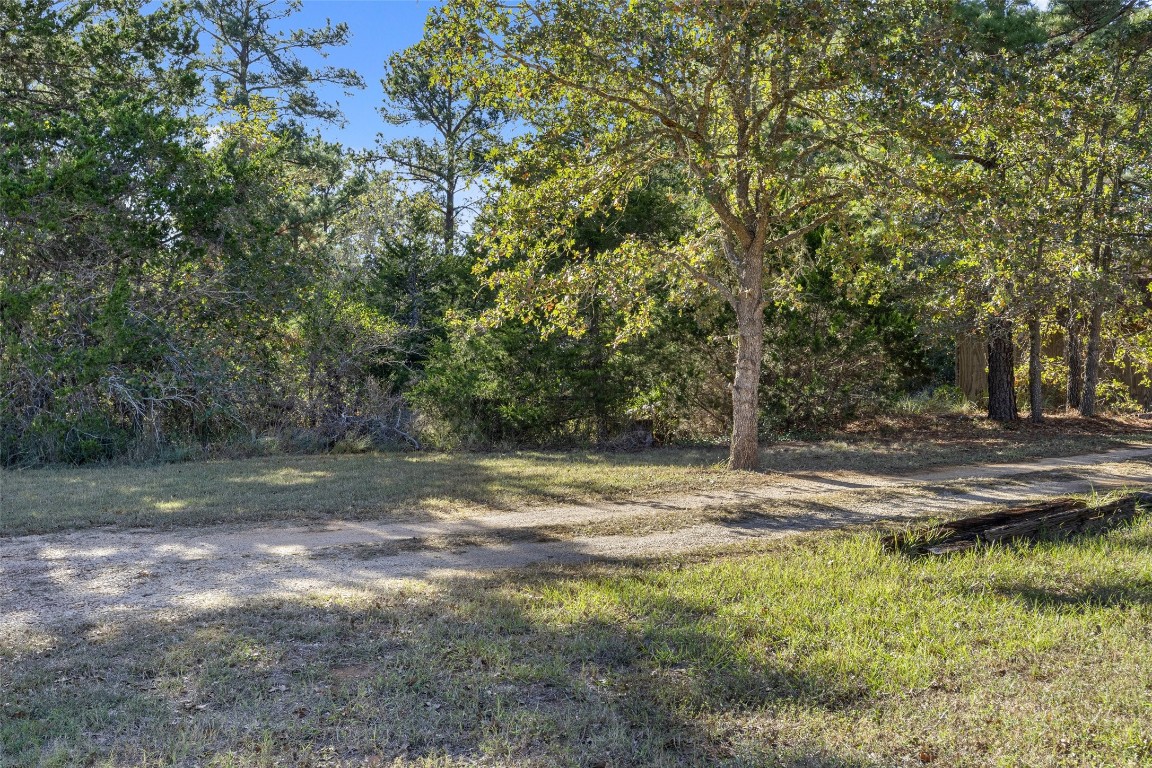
[5,513,1151,767]
[2,431,1145,536]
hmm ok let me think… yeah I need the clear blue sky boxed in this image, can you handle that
[292,0,437,150]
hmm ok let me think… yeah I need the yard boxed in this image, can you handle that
[3,418,1152,766]
[3,416,1148,537]
[10,0,1152,763]
[4,509,1151,766]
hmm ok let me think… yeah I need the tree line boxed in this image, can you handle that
[2,0,1149,468]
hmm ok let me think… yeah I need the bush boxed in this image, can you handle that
[411,322,637,448]
[411,301,733,449]
[758,267,937,433]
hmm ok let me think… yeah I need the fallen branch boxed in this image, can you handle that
[884,490,1152,555]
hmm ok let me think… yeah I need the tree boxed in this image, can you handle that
[378,38,507,261]
[882,1,1056,422]
[0,0,385,464]
[0,0,230,462]
[1044,3,1152,416]
[885,1,1152,423]
[411,178,707,448]
[430,0,951,469]
[339,173,456,334]
[191,0,363,124]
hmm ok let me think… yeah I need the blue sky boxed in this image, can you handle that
[291,0,438,150]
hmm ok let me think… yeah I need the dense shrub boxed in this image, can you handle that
[758,267,939,432]
[410,264,939,447]
[411,313,722,448]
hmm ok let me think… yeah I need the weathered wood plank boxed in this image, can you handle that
[889,491,1152,555]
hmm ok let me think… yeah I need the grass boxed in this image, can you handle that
[4,510,1151,767]
[3,421,1148,536]
[889,391,981,418]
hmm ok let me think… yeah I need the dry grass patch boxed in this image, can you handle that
[309,508,772,560]
[3,420,1148,536]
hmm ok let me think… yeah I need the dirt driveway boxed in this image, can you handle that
[4,446,1150,643]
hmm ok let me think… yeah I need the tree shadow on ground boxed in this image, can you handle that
[994,576,1152,611]
[8,432,1144,535]
[4,562,890,767]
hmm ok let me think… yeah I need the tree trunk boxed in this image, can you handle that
[1028,316,1043,423]
[729,292,764,471]
[729,306,764,470]
[444,178,456,258]
[1079,301,1104,417]
[1065,308,1083,410]
[986,318,1018,422]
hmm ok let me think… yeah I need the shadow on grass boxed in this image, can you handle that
[2,448,728,535]
[5,431,1145,536]
[10,512,1152,766]
[994,576,1152,611]
[3,564,886,767]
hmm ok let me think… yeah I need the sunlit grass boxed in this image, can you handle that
[4,511,1150,766]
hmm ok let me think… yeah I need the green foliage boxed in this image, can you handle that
[413,322,608,447]
[413,308,728,448]
[425,0,981,468]
[759,266,937,433]
[888,0,1152,418]
[953,0,1047,53]
[412,179,712,448]
[0,0,388,465]
[191,0,364,124]
[430,0,945,337]
[1,0,210,463]
[414,257,939,446]
[4,0,1150,465]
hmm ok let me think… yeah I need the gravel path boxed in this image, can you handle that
[3,446,1150,642]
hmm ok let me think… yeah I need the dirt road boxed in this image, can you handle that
[3,446,1150,643]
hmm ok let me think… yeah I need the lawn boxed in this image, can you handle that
[3,418,1148,536]
[4,508,1151,767]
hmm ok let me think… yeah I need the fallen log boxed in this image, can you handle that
[934,498,1086,534]
[884,490,1152,555]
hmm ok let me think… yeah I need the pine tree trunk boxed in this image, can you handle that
[1028,316,1043,423]
[729,293,764,471]
[1079,301,1104,417]
[444,180,456,257]
[986,318,1018,422]
[1065,308,1083,410]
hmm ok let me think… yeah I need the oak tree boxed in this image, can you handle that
[430,0,950,469]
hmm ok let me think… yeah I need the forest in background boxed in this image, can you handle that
[2,0,1150,469]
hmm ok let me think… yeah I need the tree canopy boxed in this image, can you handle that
[2,0,1149,467]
